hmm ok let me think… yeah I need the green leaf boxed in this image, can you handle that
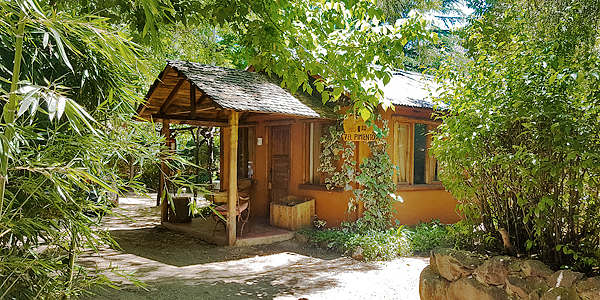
[360,108,371,121]
[321,90,330,104]
[49,28,73,72]
[43,32,49,48]
[549,72,557,84]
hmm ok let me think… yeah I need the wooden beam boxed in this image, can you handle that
[227,110,239,246]
[190,84,196,118]
[158,79,185,114]
[263,118,296,126]
[195,92,210,105]
[160,119,170,223]
[152,114,229,126]
[391,114,441,125]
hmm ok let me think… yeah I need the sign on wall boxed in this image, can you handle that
[343,117,376,142]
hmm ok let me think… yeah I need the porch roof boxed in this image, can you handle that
[137,60,334,126]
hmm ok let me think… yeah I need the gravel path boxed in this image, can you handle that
[79,195,427,300]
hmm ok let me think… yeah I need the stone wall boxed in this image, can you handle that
[420,248,600,300]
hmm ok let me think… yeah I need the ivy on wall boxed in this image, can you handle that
[319,114,399,232]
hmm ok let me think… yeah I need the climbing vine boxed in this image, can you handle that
[319,114,399,232]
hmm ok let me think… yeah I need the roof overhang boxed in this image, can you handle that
[136,61,335,127]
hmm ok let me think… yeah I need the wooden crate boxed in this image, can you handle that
[270,196,315,231]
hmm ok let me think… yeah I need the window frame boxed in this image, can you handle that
[392,116,442,189]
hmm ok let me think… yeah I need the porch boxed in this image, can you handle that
[162,217,295,247]
[137,60,332,246]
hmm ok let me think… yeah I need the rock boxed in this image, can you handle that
[526,276,550,294]
[295,233,309,243]
[578,277,600,300]
[521,260,554,279]
[352,246,363,260]
[430,250,437,269]
[509,260,523,274]
[506,277,532,299]
[546,270,584,289]
[580,289,600,300]
[448,277,509,300]
[318,241,329,249]
[578,277,600,293]
[540,287,581,300]
[474,256,511,286]
[420,265,449,300]
[433,248,484,282]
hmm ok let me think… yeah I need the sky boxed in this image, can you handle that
[420,1,476,31]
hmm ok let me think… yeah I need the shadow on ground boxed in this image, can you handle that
[85,275,333,300]
[105,227,341,267]
[78,195,427,300]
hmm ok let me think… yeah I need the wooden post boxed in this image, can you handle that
[227,110,239,246]
[160,119,170,223]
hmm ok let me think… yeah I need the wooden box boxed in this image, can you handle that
[270,196,315,231]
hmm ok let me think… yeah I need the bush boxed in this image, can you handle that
[407,220,454,254]
[346,228,412,260]
[433,1,600,271]
[298,226,412,261]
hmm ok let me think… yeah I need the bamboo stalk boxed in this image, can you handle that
[63,227,77,300]
[0,9,26,218]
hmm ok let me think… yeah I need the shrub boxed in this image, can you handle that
[433,1,600,271]
[407,220,454,254]
[298,226,412,261]
[346,228,412,261]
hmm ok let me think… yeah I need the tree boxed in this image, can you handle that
[433,0,600,271]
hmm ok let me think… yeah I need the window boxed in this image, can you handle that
[237,127,255,179]
[303,121,332,185]
[394,120,441,186]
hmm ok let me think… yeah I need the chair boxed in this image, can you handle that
[212,195,250,236]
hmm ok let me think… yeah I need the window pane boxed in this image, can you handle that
[308,123,320,184]
[414,123,427,184]
[433,159,439,182]
[427,125,440,183]
[237,127,251,178]
[396,123,410,183]
[305,122,332,185]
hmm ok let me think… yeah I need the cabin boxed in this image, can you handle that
[136,60,459,246]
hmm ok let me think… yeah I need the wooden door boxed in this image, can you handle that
[269,125,291,203]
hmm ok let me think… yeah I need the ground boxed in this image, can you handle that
[79,195,428,300]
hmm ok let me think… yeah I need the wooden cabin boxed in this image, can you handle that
[137,60,459,246]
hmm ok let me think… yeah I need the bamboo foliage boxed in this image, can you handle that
[0,0,174,298]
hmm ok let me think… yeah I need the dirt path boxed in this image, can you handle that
[80,195,427,300]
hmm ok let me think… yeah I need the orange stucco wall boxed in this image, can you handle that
[220,106,460,228]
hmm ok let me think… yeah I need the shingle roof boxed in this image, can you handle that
[380,70,445,109]
[166,60,334,118]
